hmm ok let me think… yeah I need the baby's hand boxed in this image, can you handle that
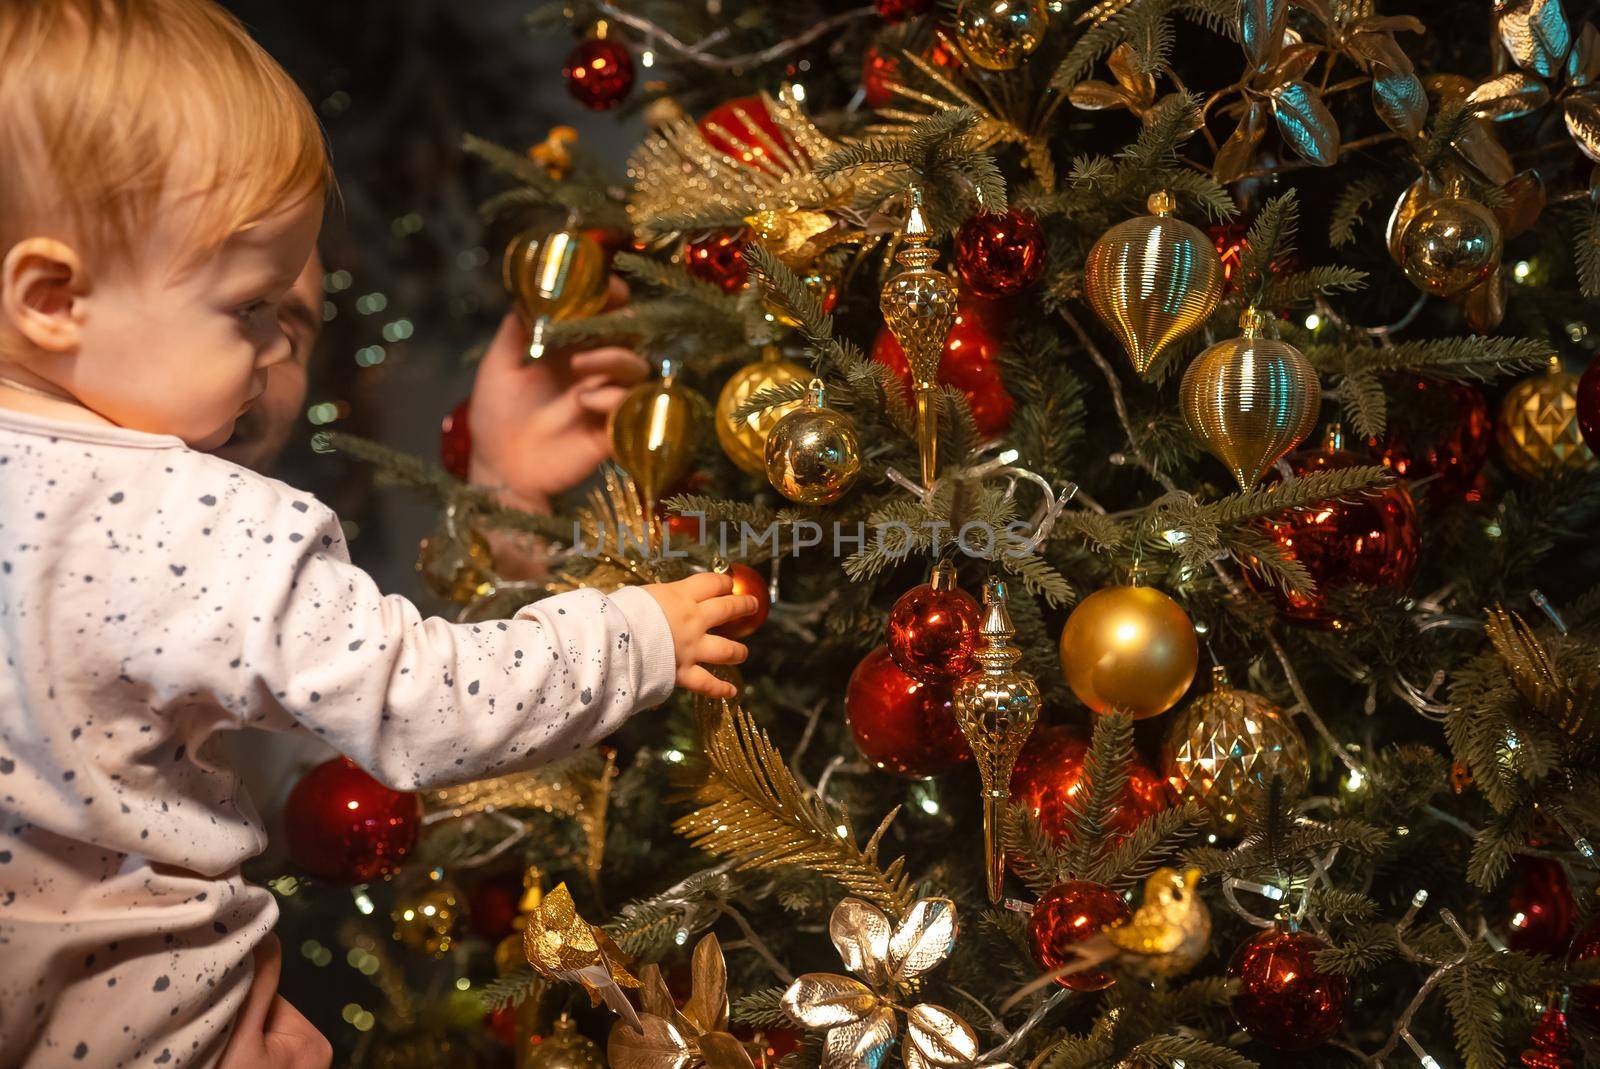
[642,573,757,698]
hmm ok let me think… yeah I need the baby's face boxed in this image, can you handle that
[70,194,324,450]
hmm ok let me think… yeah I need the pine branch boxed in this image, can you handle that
[1329,175,1385,247]
[463,133,558,194]
[1315,925,1400,976]
[1088,803,1202,889]
[674,700,916,918]
[1235,190,1298,307]
[479,969,545,1010]
[1124,1035,1258,1069]
[1061,713,1136,877]
[814,108,1006,224]
[1261,265,1368,306]
[1337,368,1388,438]
[1053,0,1173,91]
[614,251,744,308]
[1319,336,1550,381]
[730,987,792,1027]
[1000,551,1076,608]
[1002,806,1068,894]
[1574,202,1600,298]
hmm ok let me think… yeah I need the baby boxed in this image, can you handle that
[0,2,752,1067]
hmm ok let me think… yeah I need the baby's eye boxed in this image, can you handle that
[234,300,269,322]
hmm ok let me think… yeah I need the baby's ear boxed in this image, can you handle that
[1,238,85,353]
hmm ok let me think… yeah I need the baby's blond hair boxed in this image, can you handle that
[0,0,329,267]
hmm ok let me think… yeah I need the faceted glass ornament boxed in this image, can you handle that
[764,380,862,505]
[954,209,1046,298]
[1161,666,1308,832]
[1397,196,1502,297]
[887,560,982,681]
[1497,357,1599,479]
[882,192,958,486]
[1246,426,1421,629]
[715,350,811,475]
[1228,927,1349,1051]
[954,0,1049,70]
[1028,881,1130,991]
[846,646,972,778]
[1084,192,1224,377]
[1180,307,1321,490]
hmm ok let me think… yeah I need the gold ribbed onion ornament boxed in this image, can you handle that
[954,0,1050,70]
[1179,307,1321,490]
[1496,356,1598,479]
[715,348,811,475]
[502,227,610,359]
[1161,666,1308,833]
[607,361,707,510]
[881,188,958,488]
[763,379,862,505]
[1084,191,1223,378]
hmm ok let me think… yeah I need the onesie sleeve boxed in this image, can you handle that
[232,493,677,790]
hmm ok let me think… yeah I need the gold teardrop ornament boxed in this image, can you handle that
[1084,191,1223,378]
[608,363,708,510]
[1179,307,1321,490]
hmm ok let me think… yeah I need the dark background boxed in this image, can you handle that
[221,0,644,596]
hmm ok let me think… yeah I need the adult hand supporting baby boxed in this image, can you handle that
[216,935,332,1069]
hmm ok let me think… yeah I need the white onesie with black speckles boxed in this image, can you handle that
[0,406,677,1068]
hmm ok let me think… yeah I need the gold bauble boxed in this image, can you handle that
[1496,356,1598,479]
[608,365,708,507]
[1058,586,1198,720]
[1161,666,1308,832]
[1179,307,1321,490]
[527,1016,606,1069]
[1084,191,1223,378]
[1385,174,1441,264]
[763,379,861,505]
[503,228,611,358]
[391,875,464,957]
[881,190,958,487]
[1397,196,1502,297]
[954,0,1050,70]
[764,262,839,328]
[953,577,1041,903]
[417,530,495,604]
[716,349,811,475]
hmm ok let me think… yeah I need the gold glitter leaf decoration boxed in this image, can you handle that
[673,697,915,919]
[1484,605,1600,743]
[524,883,642,1028]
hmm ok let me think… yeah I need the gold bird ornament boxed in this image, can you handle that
[1032,868,1211,987]
[523,883,643,1029]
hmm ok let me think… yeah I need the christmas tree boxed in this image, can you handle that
[273,0,1600,1065]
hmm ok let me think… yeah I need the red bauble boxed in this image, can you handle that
[563,37,635,111]
[1568,913,1600,1018]
[955,210,1046,298]
[872,298,1014,439]
[284,758,420,885]
[1373,377,1492,499]
[440,397,471,481]
[699,97,798,168]
[1206,222,1302,296]
[1505,858,1574,957]
[846,646,972,778]
[1010,725,1168,849]
[1247,429,1420,628]
[715,562,771,640]
[467,872,523,940]
[862,45,900,109]
[733,1027,803,1069]
[1578,359,1600,455]
[685,231,750,294]
[1229,927,1349,1051]
[886,562,981,681]
[876,0,934,20]
[1520,1003,1575,1069]
[487,1004,519,1047]
[1027,880,1131,991]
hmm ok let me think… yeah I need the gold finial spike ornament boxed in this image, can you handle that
[1179,306,1322,490]
[953,577,1041,903]
[1084,191,1223,378]
[880,188,959,488]
[608,359,707,521]
[502,220,611,360]
[763,379,862,505]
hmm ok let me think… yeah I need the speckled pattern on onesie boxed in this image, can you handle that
[0,406,676,1068]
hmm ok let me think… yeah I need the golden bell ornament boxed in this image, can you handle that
[764,378,862,505]
[1084,191,1223,378]
[1496,356,1598,479]
[954,0,1050,71]
[417,529,496,604]
[527,1016,606,1069]
[1058,585,1198,720]
[716,348,812,475]
[1161,666,1308,833]
[502,226,610,359]
[954,577,1041,903]
[608,360,708,509]
[391,873,464,957]
[881,188,958,488]
[1397,194,1502,297]
[1179,307,1321,490]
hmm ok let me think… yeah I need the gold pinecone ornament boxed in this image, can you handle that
[880,189,958,489]
[1179,307,1322,490]
[1161,666,1309,832]
[763,378,862,505]
[954,577,1041,903]
[1084,191,1224,378]
[715,348,811,475]
[1496,356,1598,479]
